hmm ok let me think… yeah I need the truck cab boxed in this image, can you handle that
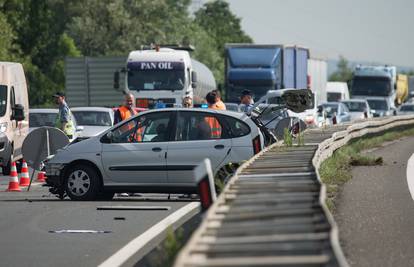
[350,65,404,112]
[114,46,216,109]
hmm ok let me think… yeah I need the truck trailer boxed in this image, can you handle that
[224,44,309,103]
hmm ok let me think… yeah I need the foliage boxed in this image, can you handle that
[283,128,293,147]
[0,0,252,107]
[329,56,353,82]
[194,0,253,84]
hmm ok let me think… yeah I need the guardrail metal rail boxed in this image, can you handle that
[175,115,414,267]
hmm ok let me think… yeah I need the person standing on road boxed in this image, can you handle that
[182,96,193,108]
[240,89,254,113]
[205,92,222,138]
[114,93,137,124]
[212,89,226,110]
[53,92,75,139]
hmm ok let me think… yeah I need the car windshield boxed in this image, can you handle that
[228,47,281,67]
[351,77,391,96]
[367,100,388,110]
[127,61,185,91]
[322,104,338,117]
[72,111,112,126]
[400,105,414,111]
[29,112,57,127]
[327,92,342,102]
[0,85,7,117]
[342,101,366,112]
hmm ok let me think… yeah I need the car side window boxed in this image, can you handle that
[176,111,223,141]
[224,116,250,138]
[110,112,172,143]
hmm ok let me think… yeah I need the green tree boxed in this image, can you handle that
[194,0,252,84]
[0,12,18,61]
[1,0,81,106]
[194,0,252,56]
[329,56,353,82]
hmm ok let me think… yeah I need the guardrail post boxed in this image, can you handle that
[194,159,216,212]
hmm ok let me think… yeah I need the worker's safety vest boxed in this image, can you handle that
[118,106,137,121]
[118,106,142,142]
[205,117,221,138]
[55,107,75,137]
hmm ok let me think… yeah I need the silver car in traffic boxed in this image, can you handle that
[44,108,264,200]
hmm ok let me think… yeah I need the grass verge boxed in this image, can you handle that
[320,126,414,212]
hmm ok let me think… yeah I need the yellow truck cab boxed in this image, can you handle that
[0,62,29,175]
[396,74,408,106]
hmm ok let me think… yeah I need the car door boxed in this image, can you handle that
[101,111,174,185]
[166,110,231,185]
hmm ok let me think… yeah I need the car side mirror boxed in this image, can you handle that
[12,104,25,121]
[191,71,197,89]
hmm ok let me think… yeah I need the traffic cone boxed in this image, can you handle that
[6,162,21,192]
[36,171,46,182]
[19,160,30,186]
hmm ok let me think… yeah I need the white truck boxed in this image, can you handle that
[114,46,216,108]
[0,62,29,175]
[287,58,327,127]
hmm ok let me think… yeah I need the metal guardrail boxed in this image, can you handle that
[175,115,414,267]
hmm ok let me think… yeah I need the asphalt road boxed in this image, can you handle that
[335,136,414,267]
[0,172,198,267]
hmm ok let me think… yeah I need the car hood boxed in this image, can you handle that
[77,126,110,137]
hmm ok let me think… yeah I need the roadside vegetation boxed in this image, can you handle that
[320,127,414,211]
[0,0,251,107]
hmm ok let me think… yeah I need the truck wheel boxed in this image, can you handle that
[64,164,100,201]
[2,153,13,176]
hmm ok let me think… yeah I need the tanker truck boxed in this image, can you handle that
[114,45,216,108]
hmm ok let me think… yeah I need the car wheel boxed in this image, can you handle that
[65,164,100,201]
[2,153,13,176]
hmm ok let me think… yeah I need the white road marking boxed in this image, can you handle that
[406,153,414,200]
[98,202,200,267]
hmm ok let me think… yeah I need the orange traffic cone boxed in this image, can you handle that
[19,160,30,186]
[37,171,46,182]
[6,162,21,192]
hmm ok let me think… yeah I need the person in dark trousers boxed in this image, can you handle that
[53,92,75,139]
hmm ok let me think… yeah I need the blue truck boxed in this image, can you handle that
[224,44,310,103]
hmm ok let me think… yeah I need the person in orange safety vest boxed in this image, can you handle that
[205,92,222,138]
[114,93,142,142]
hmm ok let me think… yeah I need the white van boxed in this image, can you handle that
[326,82,350,102]
[0,62,29,175]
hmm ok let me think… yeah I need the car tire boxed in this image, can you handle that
[2,153,13,176]
[64,164,100,201]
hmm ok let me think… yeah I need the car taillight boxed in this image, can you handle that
[252,135,261,155]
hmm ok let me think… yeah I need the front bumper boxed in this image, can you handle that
[44,163,66,187]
